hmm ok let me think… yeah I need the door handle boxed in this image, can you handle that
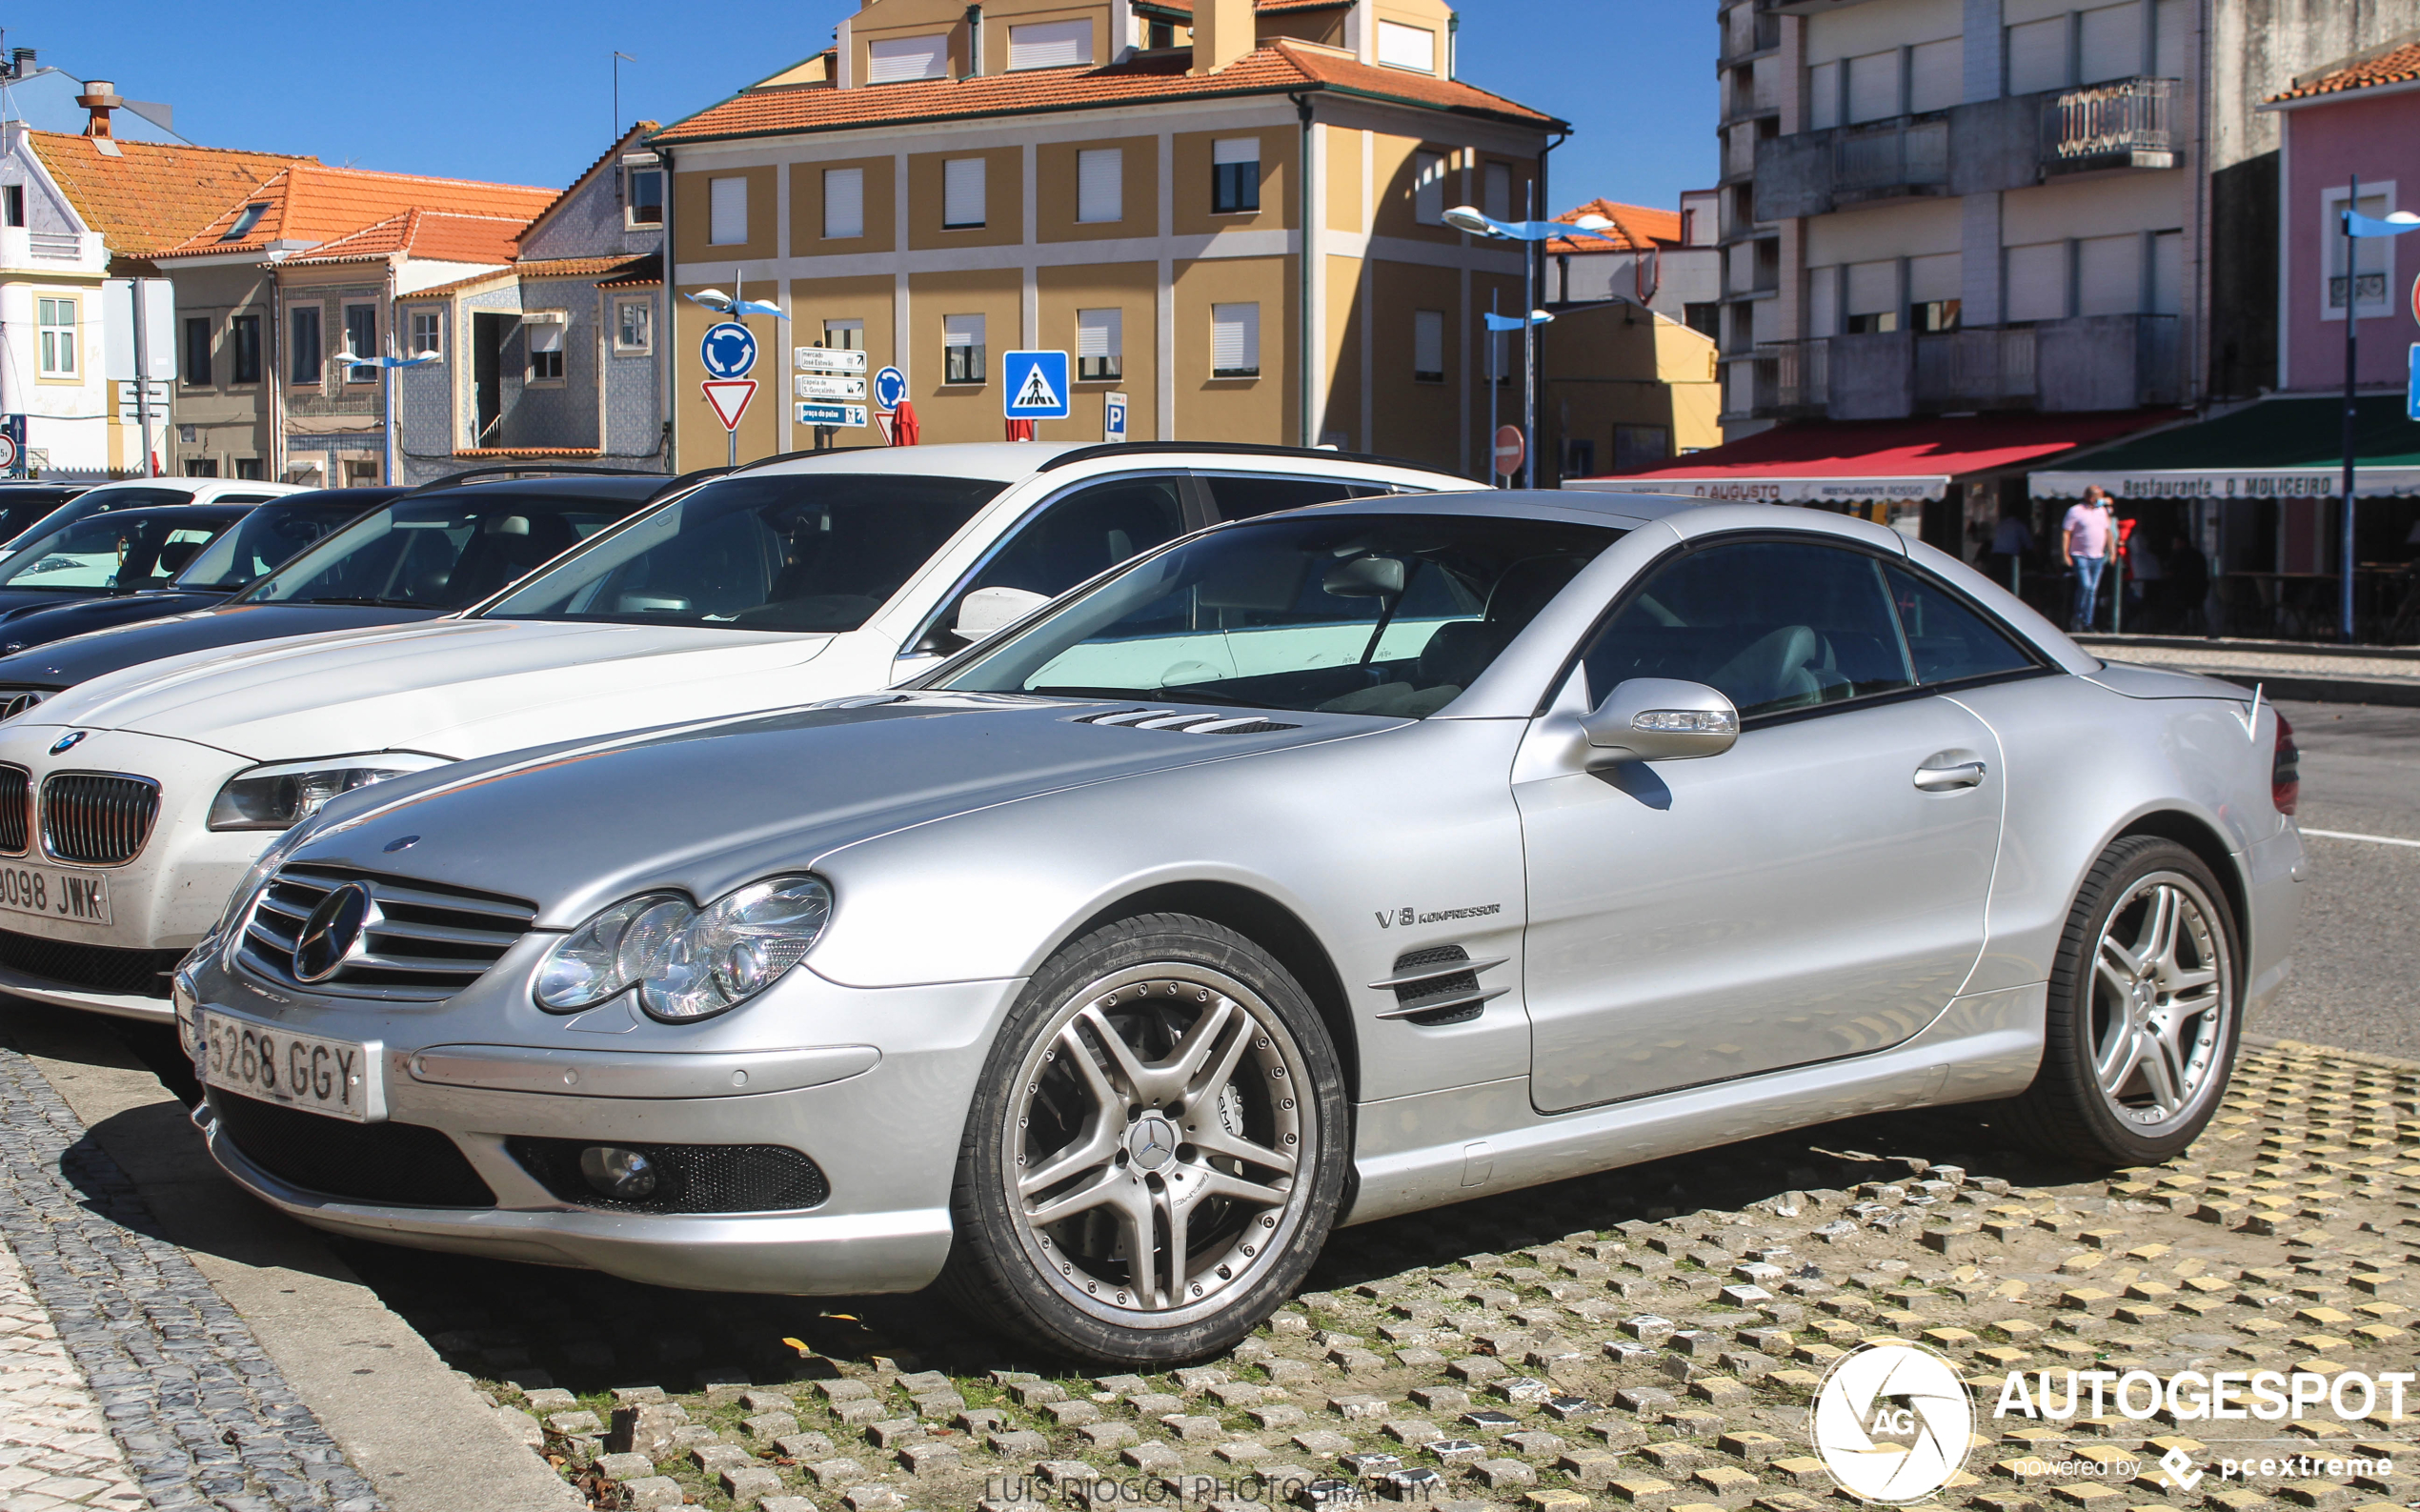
[1913,760,1987,792]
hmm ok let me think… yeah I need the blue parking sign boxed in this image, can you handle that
[1002,350,1072,420]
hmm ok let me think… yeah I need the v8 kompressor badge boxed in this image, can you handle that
[1375,901,1502,929]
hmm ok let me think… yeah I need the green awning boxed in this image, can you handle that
[2031,394,2420,500]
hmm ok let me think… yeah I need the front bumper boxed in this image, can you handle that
[179,942,1021,1295]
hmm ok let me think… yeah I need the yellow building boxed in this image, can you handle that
[1538,298,1723,487]
[652,0,1561,474]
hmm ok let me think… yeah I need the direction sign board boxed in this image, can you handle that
[796,346,869,373]
[699,322,756,379]
[873,365,908,412]
[1002,350,1072,420]
[702,378,756,432]
[1103,391,1128,442]
[795,373,868,400]
[797,402,870,428]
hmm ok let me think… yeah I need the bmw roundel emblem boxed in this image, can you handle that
[50,731,85,755]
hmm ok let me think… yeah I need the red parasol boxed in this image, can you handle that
[1005,418,1036,442]
[890,400,920,446]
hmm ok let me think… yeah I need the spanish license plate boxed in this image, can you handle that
[197,1011,382,1122]
[0,862,110,926]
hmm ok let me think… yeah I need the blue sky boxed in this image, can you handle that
[11,1,1715,212]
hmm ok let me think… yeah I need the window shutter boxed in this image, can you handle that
[2152,0,2187,77]
[823,168,865,239]
[1845,50,1900,123]
[1211,303,1259,374]
[530,323,565,354]
[2074,234,2140,314]
[1377,20,1435,72]
[1077,308,1120,359]
[1907,252,1961,304]
[1806,61,1841,130]
[1414,151,1445,225]
[1213,137,1260,167]
[1413,310,1443,376]
[867,33,949,82]
[2149,231,2183,314]
[2005,241,2067,322]
[944,313,983,348]
[2077,4,2140,83]
[1806,267,1840,337]
[944,157,986,228]
[1908,38,1961,112]
[1077,149,1122,224]
[2006,17,2068,94]
[1007,19,1093,70]
[1482,163,1512,223]
[709,177,748,245]
[1845,259,1898,316]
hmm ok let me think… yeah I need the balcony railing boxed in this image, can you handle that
[26,232,80,260]
[1760,338,1829,413]
[1833,118,1949,198]
[1914,328,2037,409]
[2329,272,2390,310]
[2045,76,2176,172]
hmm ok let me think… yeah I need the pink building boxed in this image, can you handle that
[2270,41,2420,393]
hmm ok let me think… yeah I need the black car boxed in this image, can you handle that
[0,482,90,549]
[0,504,252,617]
[0,490,398,655]
[0,473,676,721]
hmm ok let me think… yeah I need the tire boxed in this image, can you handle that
[2001,836,2242,1166]
[939,912,1349,1365]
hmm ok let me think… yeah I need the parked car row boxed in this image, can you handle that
[0,446,2301,1363]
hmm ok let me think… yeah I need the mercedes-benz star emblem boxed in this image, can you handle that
[1128,1115,1178,1172]
[49,731,85,755]
[292,881,376,983]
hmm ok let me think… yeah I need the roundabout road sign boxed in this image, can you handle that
[699,321,757,380]
[873,365,908,412]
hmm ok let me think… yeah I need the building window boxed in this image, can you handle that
[627,167,664,227]
[944,312,986,383]
[36,297,75,377]
[615,298,654,353]
[1377,19,1437,72]
[1077,307,1121,380]
[868,33,950,82]
[824,318,865,351]
[1412,310,1444,383]
[229,313,261,385]
[529,322,565,382]
[1565,439,1597,477]
[1613,425,1670,474]
[2326,187,2393,316]
[2,185,23,228]
[219,202,270,243]
[346,460,380,488]
[185,459,218,477]
[410,309,443,359]
[1007,18,1092,70]
[343,305,377,378]
[234,458,266,480]
[824,167,865,239]
[1845,312,1898,334]
[1683,301,1719,338]
[943,157,986,229]
[1482,162,1513,223]
[709,177,748,245]
[1212,137,1260,214]
[1077,148,1122,224]
[1413,150,1447,226]
[1909,299,1961,333]
[183,316,212,386]
[1148,19,1176,49]
[1211,302,1260,377]
[2004,240,2068,323]
[290,305,322,385]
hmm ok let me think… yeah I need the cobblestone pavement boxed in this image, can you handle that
[310,1037,2420,1512]
[0,1038,382,1512]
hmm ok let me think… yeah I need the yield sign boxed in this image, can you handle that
[702,378,756,432]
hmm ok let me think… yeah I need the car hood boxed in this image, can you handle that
[18,617,836,762]
[292,693,1381,926]
[0,587,103,617]
[0,602,444,693]
[0,590,230,653]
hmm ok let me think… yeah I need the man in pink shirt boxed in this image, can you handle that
[2062,486,2116,632]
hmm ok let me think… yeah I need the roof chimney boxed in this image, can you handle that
[1189,0,1254,75]
[75,79,122,138]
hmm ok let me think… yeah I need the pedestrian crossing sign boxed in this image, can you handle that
[1002,350,1072,420]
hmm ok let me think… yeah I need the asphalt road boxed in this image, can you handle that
[2249,698,2420,1058]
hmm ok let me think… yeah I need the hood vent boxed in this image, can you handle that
[1369,944,1507,1026]
[1074,708,1300,735]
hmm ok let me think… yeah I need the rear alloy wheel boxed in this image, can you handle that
[941,914,1346,1364]
[2003,836,2241,1165]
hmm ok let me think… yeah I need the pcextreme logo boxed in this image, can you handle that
[1812,1341,1976,1503]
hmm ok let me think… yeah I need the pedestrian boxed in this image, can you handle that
[2062,486,2116,632]
[1989,508,2034,594]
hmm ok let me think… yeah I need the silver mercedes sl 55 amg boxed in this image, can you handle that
[172,490,2303,1364]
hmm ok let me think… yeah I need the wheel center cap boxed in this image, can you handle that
[1127,1115,1178,1172]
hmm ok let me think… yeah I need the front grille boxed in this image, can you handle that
[237,863,537,1002]
[40,773,160,866]
[0,927,183,998]
[212,1091,497,1207]
[506,1137,830,1214]
[0,689,50,721]
[0,764,26,856]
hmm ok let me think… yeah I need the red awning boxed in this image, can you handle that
[1566,412,2173,505]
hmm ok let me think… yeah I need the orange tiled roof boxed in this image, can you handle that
[280,207,531,267]
[155,163,555,261]
[1543,198,1684,254]
[21,131,313,261]
[2269,40,2420,104]
[655,38,1556,144]
[1138,0,1352,12]
[400,253,662,304]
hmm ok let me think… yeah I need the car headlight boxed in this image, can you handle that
[534,875,832,1022]
[207,752,452,832]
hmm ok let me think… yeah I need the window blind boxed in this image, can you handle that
[867,34,949,83]
[1907,252,1961,304]
[824,168,864,239]
[1008,19,1093,70]
[2077,3,2140,83]
[1212,137,1260,167]
[944,313,983,347]
[1483,163,1512,222]
[529,324,565,354]
[1377,20,1435,72]
[944,157,986,228]
[1077,149,1122,224]
[1845,50,1900,123]
[2006,17,2068,94]
[2076,233,2141,314]
[1909,38,1961,112]
[1412,310,1443,378]
[1807,61,1841,130]
[1211,303,1260,375]
[1806,268,1840,337]
[2005,241,2068,322]
[1076,308,1120,359]
[709,177,748,245]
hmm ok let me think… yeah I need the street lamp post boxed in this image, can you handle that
[2335,183,2420,642]
[1442,202,1629,489]
[334,347,439,486]
[687,273,787,466]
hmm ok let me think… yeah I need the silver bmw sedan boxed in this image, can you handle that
[172,490,2301,1365]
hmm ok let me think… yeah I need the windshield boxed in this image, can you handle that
[0,510,236,594]
[937,513,1621,718]
[173,502,363,591]
[239,490,650,610]
[481,473,1005,633]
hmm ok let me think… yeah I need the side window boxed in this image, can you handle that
[1582,540,1914,719]
[964,476,1190,603]
[1883,564,2038,684]
[1200,474,1386,522]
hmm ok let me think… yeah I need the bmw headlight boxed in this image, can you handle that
[208,753,452,832]
[535,875,832,1022]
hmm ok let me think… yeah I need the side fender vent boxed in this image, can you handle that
[1369,944,1508,1027]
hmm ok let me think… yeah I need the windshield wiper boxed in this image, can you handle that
[299,595,431,608]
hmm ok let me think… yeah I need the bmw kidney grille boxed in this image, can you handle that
[0,764,27,857]
[40,773,160,866]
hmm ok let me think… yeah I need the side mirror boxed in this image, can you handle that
[953,584,1050,642]
[1578,677,1740,763]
